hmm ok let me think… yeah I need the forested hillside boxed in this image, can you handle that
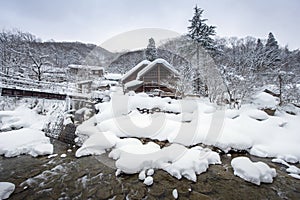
[0,30,115,81]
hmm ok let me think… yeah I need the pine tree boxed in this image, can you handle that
[255,38,263,51]
[187,6,216,51]
[265,32,280,69]
[187,6,217,96]
[266,32,279,50]
[145,38,157,61]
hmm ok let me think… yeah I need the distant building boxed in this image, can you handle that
[76,80,93,94]
[67,64,104,81]
[104,73,123,81]
[121,59,179,96]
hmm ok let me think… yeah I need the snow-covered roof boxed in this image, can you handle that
[124,80,143,89]
[98,80,118,86]
[104,73,123,81]
[68,64,104,70]
[121,60,151,82]
[137,59,179,79]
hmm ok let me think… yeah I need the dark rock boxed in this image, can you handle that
[58,123,76,144]
[262,108,276,116]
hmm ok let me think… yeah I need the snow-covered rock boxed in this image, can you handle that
[138,170,146,180]
[0,128,53,157]
[60,154,67,158]
[246,109,269,121]
[252,92,279,109]
[0,182,15,199]
[231,157,276,185]
[143,176,153,186]
[172,189,178,199]
[289,173,300,180]
[109,143,220,182]
[147,169,154,176]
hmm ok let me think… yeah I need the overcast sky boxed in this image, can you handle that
[1,0,299,51]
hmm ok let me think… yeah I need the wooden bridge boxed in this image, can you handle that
[0,72,90,100]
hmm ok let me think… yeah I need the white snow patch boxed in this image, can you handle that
[115,169,122,177]
[0,182,15,199]
[231,157,276,185]
[143,176,153,186]
[172,189,178,199]
[246,109,269,121]
[289,173,300,179]
[252,92,278,109]
[60,154,67,158]
[104,73,122,81]
[47,154,58,159]
[138,170,146,180]
[286,165,300,174]
[147,169,154,176]
[0,128,53,157]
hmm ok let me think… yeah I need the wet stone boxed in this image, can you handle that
[189,191,212,200]
[192,182,213,194]
[144,195,157,200]
[127,187,147,200]
[96,188,113,200]
[112,194,126,200]
[177,184,192,196]
[148,184,165,197]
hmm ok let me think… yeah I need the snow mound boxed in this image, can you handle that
[0,128,53,157]
[252,92,278,109]
[231,157,276,185]
[109,143,220,182]
[0,105,47,131]
[246,109,269,121]
[0,182,15,199]
[76,132,119,157]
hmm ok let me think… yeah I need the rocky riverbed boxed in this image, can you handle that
[0,139,299,200]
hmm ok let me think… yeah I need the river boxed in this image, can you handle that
[0,139,299,200]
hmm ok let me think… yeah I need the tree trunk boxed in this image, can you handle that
[279,74,283,106]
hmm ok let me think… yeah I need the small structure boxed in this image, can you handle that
[122,59,179,96]
[77,80,93,94]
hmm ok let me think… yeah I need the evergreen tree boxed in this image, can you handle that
[266,32,279,50]
[255,38,263,51]
[145,38,157,61]
[187,6,216,51]
[265,32,280,69]
[186,6,217,96]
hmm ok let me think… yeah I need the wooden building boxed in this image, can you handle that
[121,59,179,96]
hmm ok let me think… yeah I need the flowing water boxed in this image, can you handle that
[0,139,299,200]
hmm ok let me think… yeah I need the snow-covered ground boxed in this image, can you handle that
[0,99,65,157]
[74,87,300,184]
[1,87,300,188]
